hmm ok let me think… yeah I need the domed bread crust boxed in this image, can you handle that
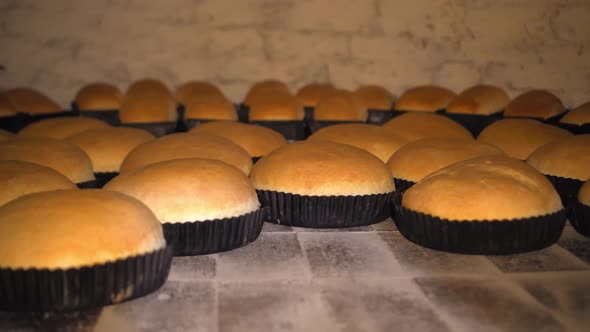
[75,83,122,111]
[314,90,368,121]
[250,141,394,196]
[560,102,590,125]
[244,80,290,105]
[447,85,510,115]
[0,189,165,269]
[189,122,287,157]
[0,160,77,207]
[579,180,590,205]
[184,97,237,121]
[477,119,572,160]
[308,123,407,162]
[65,127,155,173]
[382,112,472,142]
[296,83,335,107]
[0,129,13,141]
[403,156,563,221]
[105,158,260,223]
[120,133,252,174]
[2,88,61,114]
[526,135,590,181]
[504,90,565,119]
[387,138,505,181]
[0,137,95,183]
[395,85,456,112]
[354,85,394,110]
[248,93,304,121]
[19,117,110,139]
[0,95,16,117]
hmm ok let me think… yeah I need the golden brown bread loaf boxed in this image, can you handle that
[382,112,472,142]
[125,78,173,99]
[0,160,77,206]
[0,137,95,183]
[395,85,456,112]
[403,156,563,220]
[184,97,237,121]
[504,90,565,119]
[354,85,394,110]
[19,117,110,139]
[189,122,287,157]
[526,135,590,181]
[119,92,177,123]
[250,141,394,196]
[387,138,505,182]
[0,189,165,269]
[477,119,573,160]
[244,79,290,106]
[579,180,590,205]
[447,85,510,115]
[105,158,260,222]
[0,95,16,117]
[75,83,122,111]
[313,90,368,121]
[65,127,155,173]
[560,102,590,125]
[0,129,13,141]
[248,93,304,121]
[120,133,252,174]
[2,88,62,114]
[308,123,407,162]
[175,81,225,105]
[296,83,335,107]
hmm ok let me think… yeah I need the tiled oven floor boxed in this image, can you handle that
[1,220,589,332]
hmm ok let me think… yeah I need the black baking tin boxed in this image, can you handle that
[77,179,100,189]
[367,109,395,125]
[236,103,249,122]
[162,208,265,256]
[306,120,365,135]
[545,174,584,208]
[393,178,416,193]
[94,172,119,188]
[0,246,173,312]
[252,156,262,164]
[249,121,307,141]
[72,102,120,126]
[392,194,566,255]
[0,114,28,132]
[183,118,215,130]
[554,122,590,135]
[257,190,394,228]
[120,122,178,137]
[571,201,590,237]
[440,111,502,137]
[303,107,314,121]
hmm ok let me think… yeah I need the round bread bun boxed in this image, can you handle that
[0,129,13,141]
[185,97,237,121]
[354,85,394,110]
[189,122,287,157]
[0,160,77,206]
[119,92,177,123]
[504,90,565,119]
[105,158,260,223]
[75,83,122,111]
[478,119,572,160]
[560,102,590,125]
[387,138,505,182]
[2,88,61,114]
[308,124,407,162]
[0,137,95,183]
[250,141,394,196]
[314,90,368,121]
[0,95,16,117]
[382,112,472,142]
[244,79,290,105]
[526,135,590,181]
[296,83,335,107]
[19,117,110,139]
[125,78,173,99]
[579,180,590,206]
[403,156,563,221]
[120,133,252,174]
[447,85,510,115]
[175,81,225,105]
[248,93,304,121]
[395,85,456,112]
[0,189,165,269]
[65,127,155,173]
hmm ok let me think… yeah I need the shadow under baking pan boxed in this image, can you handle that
[71,102,120,126]
[2,110,80,132]
[440,111,502,137]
